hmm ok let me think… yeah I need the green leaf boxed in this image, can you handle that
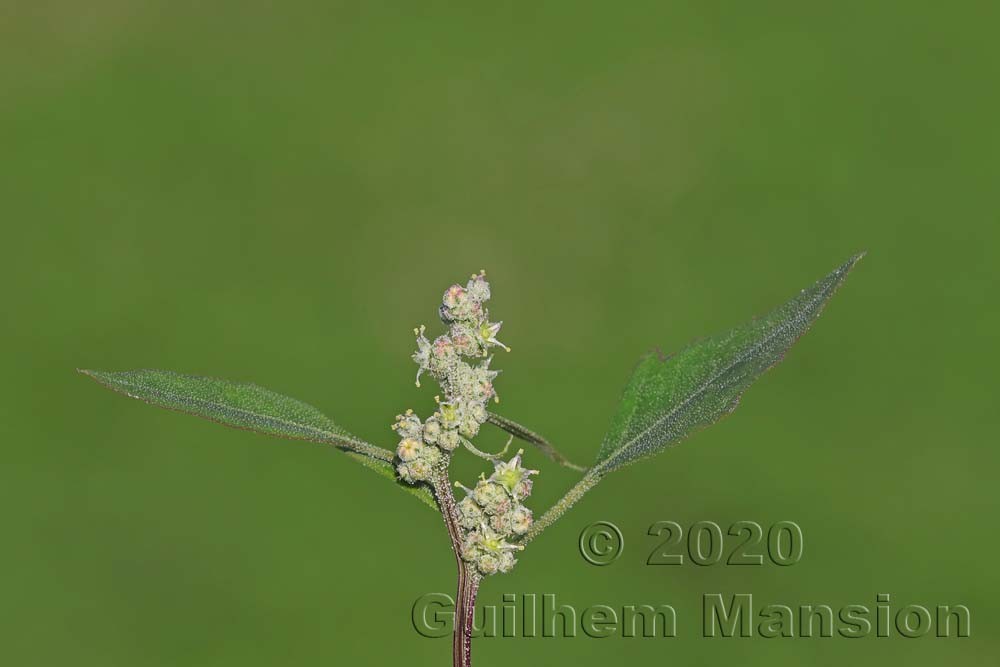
[79,369,437,510]
[526,253,863,542]
[594,253,863,473]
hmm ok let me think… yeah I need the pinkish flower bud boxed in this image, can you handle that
[442,284,466,309]
[510,506,533,535]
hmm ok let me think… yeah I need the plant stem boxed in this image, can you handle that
[486,411,585,471]
[433,471,481,667]
[523,470,602,543]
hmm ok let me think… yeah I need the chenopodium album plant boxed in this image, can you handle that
[82,254,862,667]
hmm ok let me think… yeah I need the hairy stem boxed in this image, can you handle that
[433,470,480,667]
[524,470,603,543]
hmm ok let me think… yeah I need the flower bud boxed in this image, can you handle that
[477,554,500,576]
[406,459,433,482]
[448,325,478,356]
[396,438,423,462]
[422,417,442,444]
[497,551,516,574]
[440,284,480,322]
[460,535,479,561]
[437,427,460,452]
[459,415,481,439]
[512,478,533,501]
[419,444,443,466]
[488,511,512,535]
[509,506,533,535]
[457,496,484,530]
[433,335,456,361]
[473,480,511,515]
[442,284,466,309]
[392,411,423,440]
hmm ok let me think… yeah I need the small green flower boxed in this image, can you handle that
[437,401,460,429]
[477,318,509,352]
[490,450,538,496]
[461,523,525,577]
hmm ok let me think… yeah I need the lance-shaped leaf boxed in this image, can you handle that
[526,253,863,542]
[79,369,437,510]
[593,253,863,473]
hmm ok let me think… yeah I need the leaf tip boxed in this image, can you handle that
[78,368,110,381]
[844,250,867,271]
[78,368,116,391]
[826,251,866,287]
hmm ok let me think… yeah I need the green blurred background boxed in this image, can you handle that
[2,2,997,665]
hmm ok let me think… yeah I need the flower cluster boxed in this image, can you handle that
[413,270,507,401]
[394,271,509,484]
[393,271,534,576]
[392,409,448,484]
[456,450,537,576]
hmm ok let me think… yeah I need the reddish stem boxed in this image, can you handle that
[433,473,481,667]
